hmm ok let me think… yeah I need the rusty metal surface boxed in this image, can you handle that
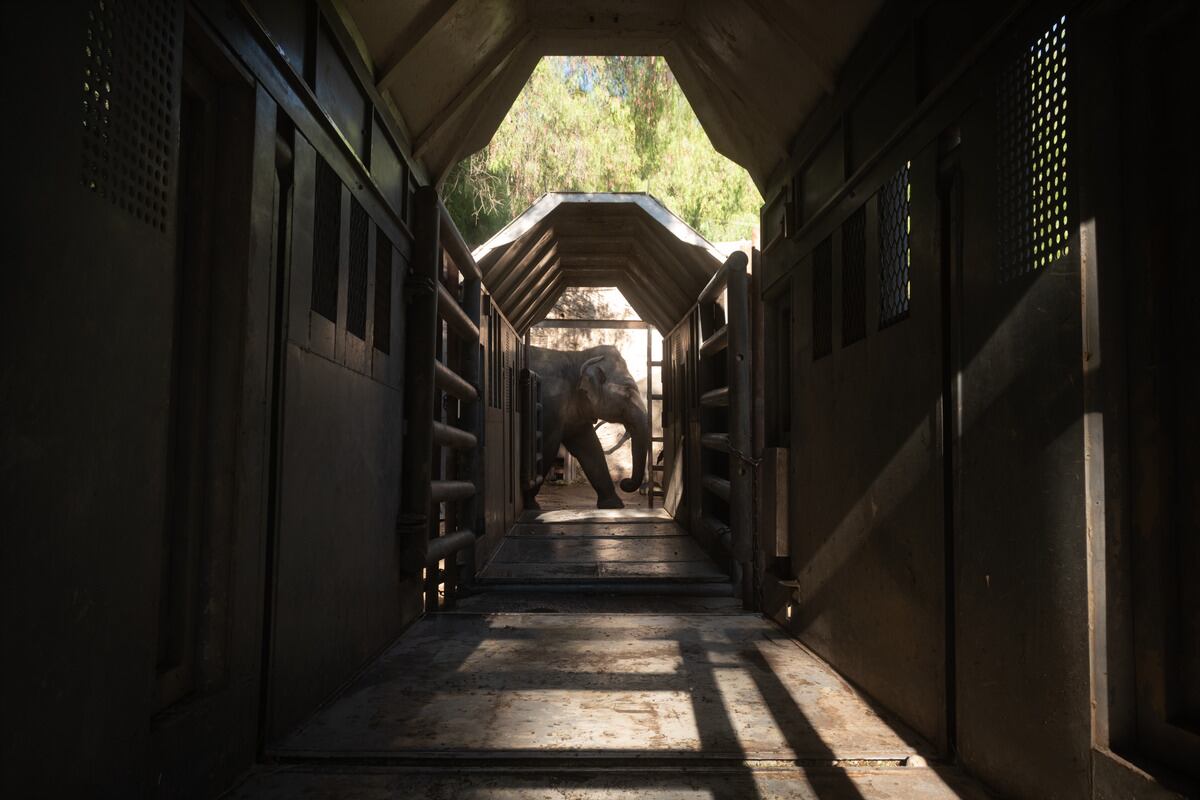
[271,612,934,761]
[230,764,992,799]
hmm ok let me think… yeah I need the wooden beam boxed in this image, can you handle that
[534,319,652,330]
[412,24,534,159]
[740,0,836,94]
[677,26,788,161]
[376,0,462,90]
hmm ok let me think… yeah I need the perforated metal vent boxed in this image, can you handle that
[841,205,866,346]
[374,232,393,354]
[346,199,369,340]
[81,0,178,231]
[812,236,833,361]
[998,15,1069,282]
[311,158,341,323]
[878,161,911,328]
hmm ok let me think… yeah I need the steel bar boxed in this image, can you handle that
[702,474,731,502]
[438,199,481,281]
[431,480,476,503]
[438,281,479,340]
[397,187,442,579]
[425,529,477,565]
[699,324,729,357]
[434,360,477,401]
[700,386,730,407]
[727,253,755,574]
[697,251,747,307]
[433,420,477,450]
[701,433,731,452]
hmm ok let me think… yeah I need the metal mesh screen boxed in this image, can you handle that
[373,231,392,354]
[878,161,911,328]
[997,15,1069,282]
[812,236,833,360]
[841,205,867,346]
[311,158,341,322]
[346,198,368,339]
[81,0,178,231]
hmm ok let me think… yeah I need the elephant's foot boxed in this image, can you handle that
[597,496,625,510]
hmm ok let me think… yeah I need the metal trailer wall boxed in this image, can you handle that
[481,298,524,564]
[758,0,1102,797]
[2,0,435,796]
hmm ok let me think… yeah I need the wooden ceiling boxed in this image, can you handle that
[472,193,725,332]
[335,0,883,191]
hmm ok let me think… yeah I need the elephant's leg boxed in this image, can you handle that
[563,428,623,509]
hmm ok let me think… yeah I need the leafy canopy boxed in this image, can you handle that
[444,56,762,247]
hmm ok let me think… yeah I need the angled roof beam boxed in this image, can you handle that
[487,223,555,296]
[376,0,462,90]
[676,26,788,162]
[495,243,559,308]
[516,276,565,333]
[740,0,836,94]
[413,24,534,159]
[508,262,562,325]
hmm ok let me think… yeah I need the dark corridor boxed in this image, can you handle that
[2,1,1198,799]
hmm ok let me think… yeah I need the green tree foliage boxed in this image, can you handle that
[444,56,762,247]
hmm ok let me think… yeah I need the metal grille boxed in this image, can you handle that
[878,161,911,328]
[841,205,866,345]
[373,231,392,354]
[311,158,341,322]
[997,15,1069,282]
[812,236,833,360]
[346,199,368,339]
[81,0,178,232]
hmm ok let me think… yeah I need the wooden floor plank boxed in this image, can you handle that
[491,536,710,564]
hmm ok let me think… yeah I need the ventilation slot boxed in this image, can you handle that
[812,236,833,361]
[374,231,393,354]
[81,0,179,231]
[997,15,1069,282]
[841,205,867,346]
[311,158,341,323]
[878,161,911,328]
[346,199,369,340]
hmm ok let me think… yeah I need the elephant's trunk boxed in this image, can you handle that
[619,400,650,493]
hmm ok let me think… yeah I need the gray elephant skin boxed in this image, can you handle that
[526,344,649,509]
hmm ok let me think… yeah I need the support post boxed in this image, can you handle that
[399,187,441,596]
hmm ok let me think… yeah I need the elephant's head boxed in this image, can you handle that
[579,346,649,493]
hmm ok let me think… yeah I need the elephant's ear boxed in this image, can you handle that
[579,355,607,404]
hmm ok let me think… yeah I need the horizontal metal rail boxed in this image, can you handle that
[438,282,479,340]
[432,420,477,450]
[700,386,730,407]
[438,200,481,281]
[701,433,731,452]
[699,324,729,357]
[430,480,476,503]
[434,360,477,401]
[702,474,731,502]
[697,250,748,307]
[700,514,734,552]
[425,529,476,565]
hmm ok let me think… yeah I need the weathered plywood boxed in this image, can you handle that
[230,764,992,799]
[492,536,711,564]
[509,521,683,537]
[521,508,673,524]
[270,613,933,761]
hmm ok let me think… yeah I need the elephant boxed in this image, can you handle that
[526,344,649,509]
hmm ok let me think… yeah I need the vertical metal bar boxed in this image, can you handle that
[646,324,654,508]
[399,187,440,604]
[727,258,754,606]
[458,272,483,593]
